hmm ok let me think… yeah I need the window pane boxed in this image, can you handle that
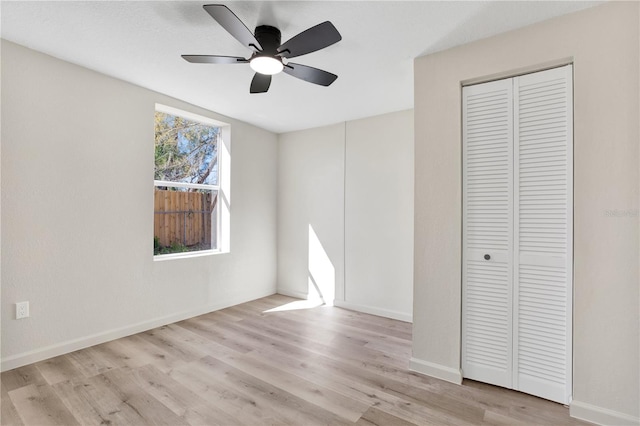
[154,111,219,185]
[153,187,218,255]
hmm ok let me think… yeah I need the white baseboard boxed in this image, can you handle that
[570,400,640,426]
[276,288,309,300]
[333,300,412,323]
[1,289,276,372]
[409,357,463,385]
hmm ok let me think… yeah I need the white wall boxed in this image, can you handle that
[1,40,278,370]
[412,2,639,424]
[277,110,414,321]
[344,111,414,321]
[277,124,345,303]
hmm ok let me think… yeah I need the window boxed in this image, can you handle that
[154,105,230,258]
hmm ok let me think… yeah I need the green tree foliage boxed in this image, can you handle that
[154,111,219,185]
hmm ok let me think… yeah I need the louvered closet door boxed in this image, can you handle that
[513,65,572,404]
[462,65,572,404]
[462,78,514,388]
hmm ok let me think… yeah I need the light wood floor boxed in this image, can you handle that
[1,294,589,426]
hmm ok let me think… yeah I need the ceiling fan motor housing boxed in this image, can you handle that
[254,25,282,56]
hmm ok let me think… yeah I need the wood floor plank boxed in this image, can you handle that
[3,295,589,426]
[89,339,154,370]
[147,322,228,359]
[355,406,419,426]
[266,298,412,335]
[364,336,412,358]
[8,383,79,426]
[203,308,247,323]
[127,364,218,418]
[210,349,371,422]
[137,326,207,363]
[169,357,295,425]
[117,334,184,373]
[1,380,25,426]
[181,402,248,426]
[230,315,415,385]
[281,305,413,341]
[244,342,481,426]
[482,409,531,425]
[196,355,353,426]
[237,310,338,345]
[63,346,118,380]
[53,379,112,426]
[243,306,413,354]
[1,365,47,392]
[100,367,188,425]
[53,373,165,425]
[35,355,84,386]
[206,312,412,373]
[176,317,254,354]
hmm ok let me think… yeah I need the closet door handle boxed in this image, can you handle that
[484,254,491,260]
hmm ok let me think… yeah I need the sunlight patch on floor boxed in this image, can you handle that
[263,299,325,313]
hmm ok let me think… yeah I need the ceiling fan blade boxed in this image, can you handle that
[203,4,262,51]
[283,63,337,86]
[182,55,248,64]
[250,73,272,93]
[277,21,341,59]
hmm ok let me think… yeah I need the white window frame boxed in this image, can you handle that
[153,104,231,261]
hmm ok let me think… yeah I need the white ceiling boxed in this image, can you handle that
[1,1,599,134]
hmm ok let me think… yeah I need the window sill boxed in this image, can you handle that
[153,249,228,262]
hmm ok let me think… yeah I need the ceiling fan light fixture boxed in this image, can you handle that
[249,56,284,75]
[183,5,342,93]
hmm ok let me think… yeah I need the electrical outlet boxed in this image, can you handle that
[16,301,29,319]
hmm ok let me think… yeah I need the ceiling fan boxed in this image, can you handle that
[182,4,342,94]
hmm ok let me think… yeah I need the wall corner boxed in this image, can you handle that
[409,357,463,385]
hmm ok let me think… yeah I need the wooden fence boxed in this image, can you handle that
[154,189,215,248]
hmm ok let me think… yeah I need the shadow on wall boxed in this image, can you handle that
[419,2,594,57]
[308,224,335,305]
